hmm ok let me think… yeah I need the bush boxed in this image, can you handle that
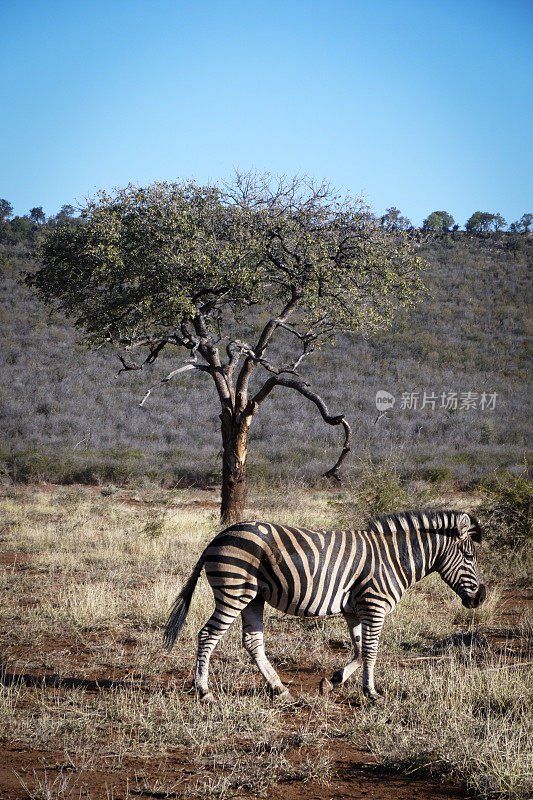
[422,466,452,483]
[481,469,532,547]
[357,457,409,518]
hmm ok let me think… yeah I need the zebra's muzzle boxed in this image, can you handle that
[461,584,486,609]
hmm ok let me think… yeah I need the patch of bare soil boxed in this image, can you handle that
[0,740,470,800]
[0,552,31,569]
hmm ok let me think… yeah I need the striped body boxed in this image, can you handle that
[165,510,485,702]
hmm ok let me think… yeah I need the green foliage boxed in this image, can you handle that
[506,231,526,255]
[29,206,45,224]
[380,206,411,230]
[8,446,59,482]
[516,213,532,233]
[142,516,166,538]
[31,181,258,343]
[0,199,13,222]
[422,210,455,232]
[422,466,452,483]
[357,458,409,518]
[28,176,426,347]
[481,470,532,547]
[465,211,506,233]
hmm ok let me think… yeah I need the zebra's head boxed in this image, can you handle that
[437,512,486,608]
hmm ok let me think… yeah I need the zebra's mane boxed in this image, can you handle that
[367,509,465,536]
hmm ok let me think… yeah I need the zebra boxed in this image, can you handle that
[164,509,485,703]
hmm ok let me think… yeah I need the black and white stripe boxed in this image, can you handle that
[164,509,485,702]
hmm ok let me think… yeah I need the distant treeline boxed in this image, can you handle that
[0,197,531,250]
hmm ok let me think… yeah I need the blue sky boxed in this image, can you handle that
[2,0,531,226]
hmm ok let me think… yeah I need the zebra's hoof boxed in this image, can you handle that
[319,678,333,695]
[364,691,384,704]
[199,691,216,704]
[274,688,292,703]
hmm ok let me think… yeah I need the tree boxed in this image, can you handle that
[54,204,76,223]
[27,174,425,523]
[380,206,411,230]
[0,199,13,222]
[492,213,506,232]
[422,211,455,233]
[465,211,505,233]
[6,215,33,243]
[515,213,532,233]
[29,206,46,224]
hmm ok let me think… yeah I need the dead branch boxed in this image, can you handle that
[252,375,351,479]
[139,361,209,407]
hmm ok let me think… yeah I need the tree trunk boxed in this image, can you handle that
[220,407,253,525]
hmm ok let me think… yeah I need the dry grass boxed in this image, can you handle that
[1,484,531,799]
[341,644,533,800]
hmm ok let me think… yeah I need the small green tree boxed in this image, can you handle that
[28,174,426,522]
[422,211,455,233]
[380,206,411,230]
[54,204,76,223]
[29,206,46,224]
[6,215,33,244]
[515,213,532,233]
[465,211,505,233]
[0,199,13,222]
[492,213,506,232]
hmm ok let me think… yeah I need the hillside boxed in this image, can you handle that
[0,232,531,487]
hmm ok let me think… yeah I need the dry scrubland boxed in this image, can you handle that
[1,483,531,800]
[0,234,531,487]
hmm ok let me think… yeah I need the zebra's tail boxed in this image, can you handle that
[163,554,205,652]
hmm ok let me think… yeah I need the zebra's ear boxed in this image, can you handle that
[469,516,483,543]
[456,513,471,540]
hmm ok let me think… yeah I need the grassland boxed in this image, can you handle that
[1,484,531,799]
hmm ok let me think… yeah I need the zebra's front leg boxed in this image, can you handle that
[360,609,386,702]
[241,597,291,699]
[320,611,362,695]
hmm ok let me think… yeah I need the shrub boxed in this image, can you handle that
[481,469,532,547]
[422,466,452,483]
[357,457,409,518]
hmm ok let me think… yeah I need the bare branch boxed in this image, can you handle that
[235,286,301,397]
[115,355,143,377]
[252,376,351,480]
[139,361,210,407]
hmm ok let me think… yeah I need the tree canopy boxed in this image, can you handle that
[515,213,532,233]
[465,211,506,233]
[380,206,411,231]
[31,176,425,349]
[0,199,13,222]
[29,206,46,224]
[28,174,426,520]
[422,211,455,232]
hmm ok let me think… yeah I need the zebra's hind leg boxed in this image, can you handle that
[195,594,254,702]
[320,611,362,695]
[241,597,291,700]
